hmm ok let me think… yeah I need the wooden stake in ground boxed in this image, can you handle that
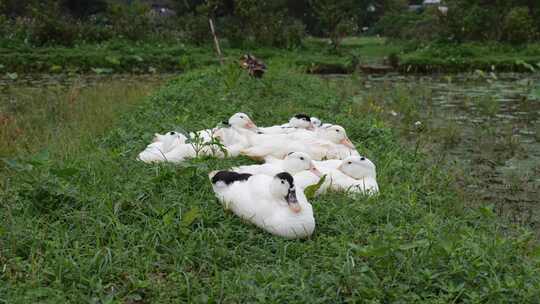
[208,18,223,65]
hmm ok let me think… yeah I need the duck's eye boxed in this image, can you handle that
[348,161,352,164]
[336,129,340,132]
[360,157,365,161]
[300,157,304,160]
[169,132,175,135]
[281,180,285,184]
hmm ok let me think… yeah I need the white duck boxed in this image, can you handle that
[163,113,258,162]
[209,171,315,239]
[310,117,322,128]
[241,125,358,160]
[215,112,259,155]
[137,131,187,163]
[191,112,257,146]
[232,152,322,177]
[294,156,379,196]
[258,114,315,135]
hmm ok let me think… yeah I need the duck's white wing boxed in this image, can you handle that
[345,177,379,195]
[189,129,215,143]
[297,138,338,160]
[257,124,295,135]
[219,175,275,220]
[287,129,318,140]
[232,163,283,176]
[326,145,360,160]
[293,171,320,190]
[313,159,342,170]
[137,142,167,163]
[240,134,299,159]
[326,170,377,195]
[163,144,196,163]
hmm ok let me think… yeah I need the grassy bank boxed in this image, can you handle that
[2,37,540,75]
[0,76,165,159]
[1,65,539,302]
[400,42,540,73]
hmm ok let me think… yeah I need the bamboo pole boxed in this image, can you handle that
[208,18,223,65]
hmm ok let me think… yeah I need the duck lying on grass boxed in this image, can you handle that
[232,152,322,177]
[137,112,258,163]
[257,114,314,134]
[209,170,315,239]
[137,131,187,163]
[139,112,378,238]
[241,124,358,160]
[294,156,379,196]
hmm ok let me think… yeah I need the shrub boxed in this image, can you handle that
[219,15,246,48]
[106,1,151,41]
[180,14,211,46]
[253,13,305,48]
[502,7,537,45]
[76,15,112,43]
[27,2,79,46]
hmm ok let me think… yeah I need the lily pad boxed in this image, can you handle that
[6,72,18,80]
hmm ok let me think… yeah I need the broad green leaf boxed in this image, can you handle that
[91,67,113,75]
[105,56,121,65]
[50,65,62,73]
[6,72,18,80]
[2,158,32,172]
[529,86,540,100]
[479,205,495,218]
[399,239,429,251]
[354,245,391,257]
[163,210,175,227]
[304,174,327,199]
[28,150,50,167]
[181,207,201,227]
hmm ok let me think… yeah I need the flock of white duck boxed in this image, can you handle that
[137,113,379,239]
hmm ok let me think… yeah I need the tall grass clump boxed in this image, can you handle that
[1,66,539,302]
[0,78,163,159]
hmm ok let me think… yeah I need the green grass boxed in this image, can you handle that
[1,65,540,303]
[0,77,164,159]
[400,42,540,73]
[3,37,540,75]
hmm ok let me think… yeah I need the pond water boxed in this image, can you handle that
[345,72,540,233]
[0,73,175,89]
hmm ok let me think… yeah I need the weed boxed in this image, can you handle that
[0,77,164,159]
[476,95,500,117]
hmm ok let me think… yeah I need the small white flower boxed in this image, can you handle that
[414,121,422,126]
[390,110,398,117]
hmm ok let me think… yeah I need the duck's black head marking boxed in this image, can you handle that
[212,171,252,185]
[276,172,294,188]
[293,114,311,122]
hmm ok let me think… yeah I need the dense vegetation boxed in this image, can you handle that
[1,0,539,49]
[2,64,540,302]
[1,1,539,75]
